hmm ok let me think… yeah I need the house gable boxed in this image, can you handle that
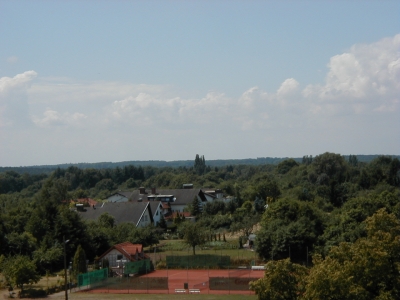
[98,242,148,268]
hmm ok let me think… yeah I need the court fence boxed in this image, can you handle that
[166,254,230,268]
[124,259,154,275]
[77,268,108,287]
[75,266,262,295]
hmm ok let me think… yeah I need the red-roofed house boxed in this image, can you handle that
[98,242,149,269]
[76,198,98,207]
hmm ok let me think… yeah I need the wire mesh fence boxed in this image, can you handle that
[75,266,264,295]
[77,268,108,287]
[166,254,230,268]
[124,259,154,275]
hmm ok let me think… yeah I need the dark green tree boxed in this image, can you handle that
[190,196,202,216]
[72,245,87,278]
[348,154,358,167]
[194,154,206,175]
[157,214,167,230]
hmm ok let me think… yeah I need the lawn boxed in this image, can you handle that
[145,239,262,265]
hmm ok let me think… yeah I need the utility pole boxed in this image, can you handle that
[63,236,69,300]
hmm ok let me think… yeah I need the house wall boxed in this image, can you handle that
[106,194,128,203]
[137,208,152,227]
[152,204,162,225]
[102,249,129,268]
[204,194,215,202]
[170,204,186,213]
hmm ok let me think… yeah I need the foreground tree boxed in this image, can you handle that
[0,255,41,293]
[250,258,308,300]
[304,208,400,300]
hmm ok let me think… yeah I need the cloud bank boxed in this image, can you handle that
[1,35,399,166]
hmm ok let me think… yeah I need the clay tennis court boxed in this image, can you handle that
[84,269,264,295]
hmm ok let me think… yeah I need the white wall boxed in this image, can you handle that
[106,194,128,203]
[102,249,129,268]
[171,204,186,213]
[137,208,152,227]
[152,204,162,225]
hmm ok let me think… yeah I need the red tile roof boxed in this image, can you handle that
[76,198,98,207]
[165,211,192,220]
[99,242,148,261]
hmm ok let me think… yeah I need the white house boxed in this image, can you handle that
[98,242,149,268]
[105,191,132,203]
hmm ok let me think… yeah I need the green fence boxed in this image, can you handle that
[100,277,168,290]
[209,277,259,291]
[78,268,108,287]
[124,259,154,275]
[166,254,230,268]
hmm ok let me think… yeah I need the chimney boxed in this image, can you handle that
[139,187,145,194]
[151,187,156,195]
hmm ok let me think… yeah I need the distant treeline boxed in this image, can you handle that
[1,155,399,175]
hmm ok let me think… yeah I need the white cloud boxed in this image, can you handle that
[0,71,37,93]
[303,34,400,114]
[6,56,18,64]
[0,71,37,127]
[32,108,87,128]
[277,78,299,97]
[1,35,400,166]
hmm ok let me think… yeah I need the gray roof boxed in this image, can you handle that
[148,201,162,217]
[77,201,152,226]
[130,188,206,205]
[108,191,133,199]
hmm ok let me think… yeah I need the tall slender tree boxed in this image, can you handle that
[72,245,87,280]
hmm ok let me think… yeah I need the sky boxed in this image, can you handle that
[0,0,399,167]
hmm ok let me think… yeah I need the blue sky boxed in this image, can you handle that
[0,0,399,166]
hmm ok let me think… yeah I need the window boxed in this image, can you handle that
[117,254,123,260]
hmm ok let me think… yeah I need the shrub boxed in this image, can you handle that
[155,260,167,270]
[19,288,47,298]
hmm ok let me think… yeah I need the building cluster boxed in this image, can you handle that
[76,185,226,227]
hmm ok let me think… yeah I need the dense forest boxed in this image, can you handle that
[0,152,399,298]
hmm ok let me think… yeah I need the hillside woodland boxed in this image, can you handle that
[0,152,399,299]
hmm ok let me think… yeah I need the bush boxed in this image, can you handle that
[19,288,47,298]
[155,260,167,270]
[230,257,253,266]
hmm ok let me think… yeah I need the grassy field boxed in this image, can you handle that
[145,239,262,265]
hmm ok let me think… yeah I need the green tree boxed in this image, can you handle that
[72,245,87,278]
[304,209,400,300]
[190,196,202,216]
[98,212,115,228]
[181,222,206,255]
[157,214,167,230]
[0,255,41,292]
[250,258,308,300]
[256,198,325,261]
[33,245,63,274]
[194,154,206,175]
[276,159,299,174]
